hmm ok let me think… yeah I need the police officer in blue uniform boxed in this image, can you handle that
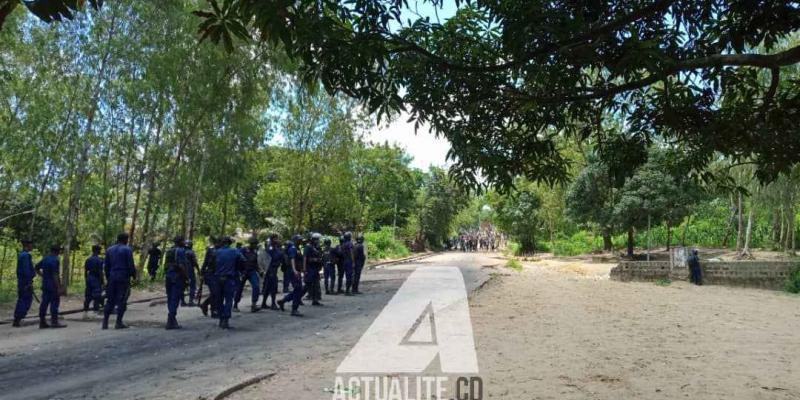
[36,245,66,329]
[147,242,162,281]
[322,238,335,295]
[12,239,35,327]
[303,233,324,306]
[341,232,355,296]
[277,235,305,317]
[353,235,366,294]
[260,234,283,310]
[184,240,199,307]
[200,237,220,317]
[282,239,295,293]
[235,237,262,313]
[164,236,189,330]
[83,244,105,315]
[214,236,246,329]
[103,233,137,330]
[688,249,703,285]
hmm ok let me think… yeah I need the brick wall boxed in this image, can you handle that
[611,260,798,290]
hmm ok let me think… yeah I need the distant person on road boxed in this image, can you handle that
[260,234,283,310]
[687,249,703,285]
[353,234,366,294]
[103,233,137,330]
[341,232,355,296]
[36,244,67,329]
[83,244,105,316]
[322,238,335,295]
[147,242,162,281]
[12,239,35,327]
[235,237,261,313]
[277,236,305,317]
[303,233,324,306]
[199,237,220,318]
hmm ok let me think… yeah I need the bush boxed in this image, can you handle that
[550,231,604,256]
[506,259,523,271]
[785,265,800,294]
[365,227,410,260]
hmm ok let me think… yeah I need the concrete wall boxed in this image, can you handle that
[611,260,798,290]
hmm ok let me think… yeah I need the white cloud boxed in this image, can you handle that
[366,113,452,170]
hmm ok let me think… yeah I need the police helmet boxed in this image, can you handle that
[292,234,303,243]
[343,231,352,240]
[186,240,193,248]
[311,233,322,242]
[173,235,185,246]
[356,234,364,243]
[221,236,233,245]
[248,236,259,244]
[323,238,332,245]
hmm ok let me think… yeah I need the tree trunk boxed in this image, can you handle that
[666,222,672,251]
[740,204,754,258]
[681,215,692,246]
[736,192,744,252]
[626,227,635,257]
[602,228,613,251]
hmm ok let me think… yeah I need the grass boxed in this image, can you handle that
[655,278,672,286]
[506,258,523,271]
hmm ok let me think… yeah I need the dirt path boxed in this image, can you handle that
[472,259,800,399]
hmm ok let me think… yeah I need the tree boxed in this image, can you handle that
[495,183,542,254]
[566,157,617,251]
[415,167,468,249]
[192,0,800,192]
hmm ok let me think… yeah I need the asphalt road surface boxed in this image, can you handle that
[0,252,499,400]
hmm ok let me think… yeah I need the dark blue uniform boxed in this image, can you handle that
[84,255,105,312]
[303,244,323,302]
[323,245,335,294]
[147,246,162,280]
[334,243,345,293]
[164,246,188,318]
[103,243,136,326]
[341,240,354,293]
[214,246,246,320]
[261,245,283,308]
[36,255,61,320]
[353,241,366,293]
[185,248,199,304]
[235,246,261,309]
[688,254,703,285]
[200,246,219,317]
[284,243,298,293]
[14,250,35,321]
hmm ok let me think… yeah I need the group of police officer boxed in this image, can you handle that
[11,231,367,330]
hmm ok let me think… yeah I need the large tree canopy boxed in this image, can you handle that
[192,0,800,190]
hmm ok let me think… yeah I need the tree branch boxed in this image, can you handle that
[388,0,678,72]
[511,45,800,104]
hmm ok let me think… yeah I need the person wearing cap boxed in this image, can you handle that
[184,240,199,307]
[12,239,35,327]
[322,238,335,295]
[282,238,298,293]
[235,237,262,313]
[164,236,189,329]
[333,236,345,294]
[687,248,703,285]
[214,236,246,329]
[352,235,367,294]
[35,244,66,329]
[83,244,105,316]
[260,234,283,310]
[303,233,324,306]
[199,236,221,318]
[277,235,306,316]
[340,232,355,296]
[103,233,137,330]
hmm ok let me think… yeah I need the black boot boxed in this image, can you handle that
[50,316,67,328]
[270,302,279,310]
[220,318,230,329]
[290,309,303,317]
[251,304,259,313]
[200,302,208,316]
[12,318,21,327]
[39,316,50,329]
[312,301,323,306]
[115,314,128,329]
[277,299,285,311]
[233,305,240,313]
[165,314,181,330]
[102,314,110,330]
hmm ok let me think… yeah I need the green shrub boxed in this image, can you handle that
[550,231,603,256]
[506,259,523,271]
[785,265,800,294]
[365,227,410,260]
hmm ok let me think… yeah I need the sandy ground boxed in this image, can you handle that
[472,259,800,399]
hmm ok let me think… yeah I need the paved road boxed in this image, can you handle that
[0,252,501,400]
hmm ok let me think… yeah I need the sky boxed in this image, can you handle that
[366,114,453,170]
